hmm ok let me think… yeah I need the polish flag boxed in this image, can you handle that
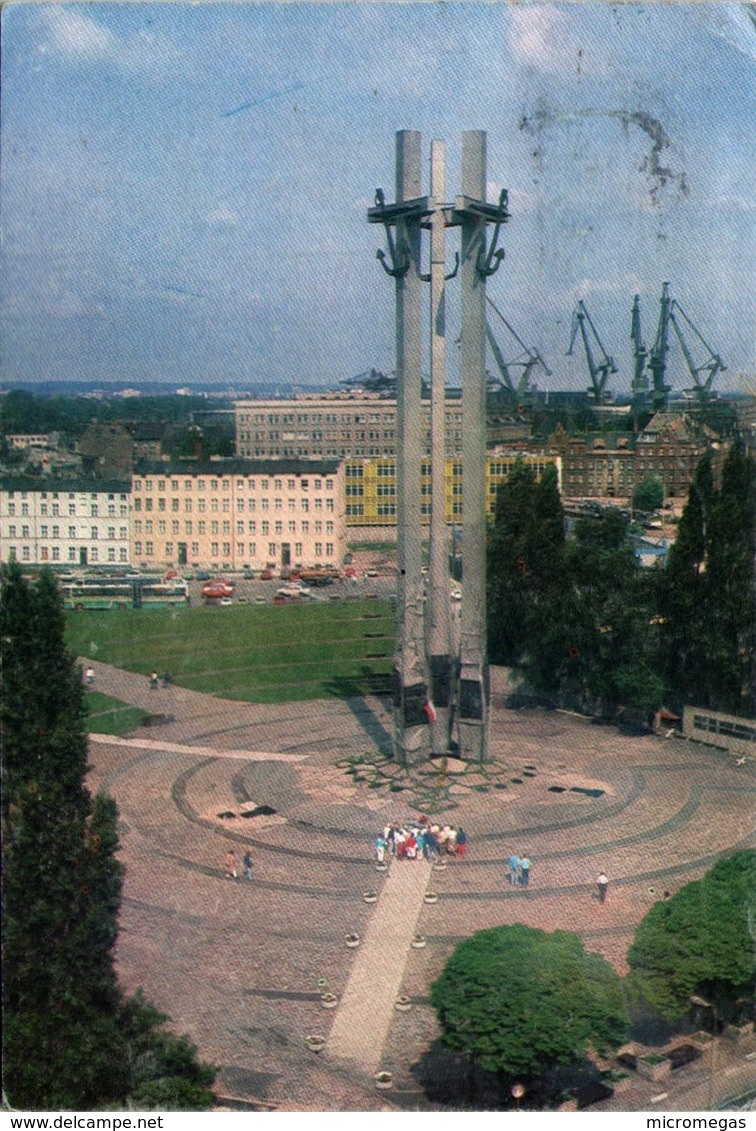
[423,701,437,723]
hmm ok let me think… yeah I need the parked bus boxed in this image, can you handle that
[61,575,189,610]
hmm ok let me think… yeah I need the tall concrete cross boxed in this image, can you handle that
[369,130,508,765]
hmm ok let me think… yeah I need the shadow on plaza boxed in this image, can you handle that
[323,670,393,755]
[410,1042,615,1111]
[410,1004,704,1111]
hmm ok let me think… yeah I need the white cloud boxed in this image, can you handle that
[506,4,610,79]
[46,6,115,62]
[40,6,183,79]
[206,208,239,228]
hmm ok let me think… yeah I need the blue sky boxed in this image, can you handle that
[1,2,753,394]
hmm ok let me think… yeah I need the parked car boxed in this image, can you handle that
[260,569,274,580]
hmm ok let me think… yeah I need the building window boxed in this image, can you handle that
[91,527,98,540]
[144,542,153,556]
[211,542,219,557]
[191,542,199,556]
[268,542,276,557]
[135,541,143,556]
[275,521,283,534]
[89,548,98,562]
[314,542,323,557]
[295,542,303,557]
[69,547,78,561]
[119,548,128,562]
[172,521,179,535]
[222,542,231,556]
[326,543,334,557]
[165,543,173,556]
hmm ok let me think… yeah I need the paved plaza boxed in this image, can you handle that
[84,660,755,1112]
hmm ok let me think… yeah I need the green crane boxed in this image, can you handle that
[485,296,551,414]
[567,299,618,404]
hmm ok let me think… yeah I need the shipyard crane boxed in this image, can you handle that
[648,282,673,412]
[668,300,726,406]
[485,296,551,414]
[646,283,726,411]
[566,300,618,404]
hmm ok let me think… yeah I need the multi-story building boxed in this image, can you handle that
[235,390,465,460]
[0,478,131,567]
[130,459,345,572]
[548,413,716,500]
[342,453,560,527]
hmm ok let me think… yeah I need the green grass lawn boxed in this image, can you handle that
[84,689,148,735]
[68,600,396,704]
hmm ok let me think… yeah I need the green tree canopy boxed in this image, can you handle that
[1,565,216,1109]
[627,850,756,1019]
[632,473,664,514]
[431,924,629,1079]
[658,446,755,716]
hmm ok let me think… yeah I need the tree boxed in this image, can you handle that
[487,461,566,668]
[704,446,756,716]
[658,446,756,716]
[1,564,128,1107]
[627,850,756,1020]
[431,924,629,1080]
[657,452,715,709]
[1,565,216,1109]
[632,473,664,514]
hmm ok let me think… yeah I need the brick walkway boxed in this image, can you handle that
[82,658,756,1111]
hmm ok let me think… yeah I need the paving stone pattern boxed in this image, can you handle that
[83,659,755,1111]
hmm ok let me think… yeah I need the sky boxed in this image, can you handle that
[1,1,754,395]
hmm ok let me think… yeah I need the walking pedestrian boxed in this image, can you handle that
[84,665,95,686]
[242,849,253,880]
[456,828,467,858]
[149,671,158,690]
[509,853,520,885]
[597,872,609,903]
[375,834,386,864]
[225,851,237,879]
[520,855,530,886]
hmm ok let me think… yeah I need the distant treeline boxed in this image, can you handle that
[0,389,234,436]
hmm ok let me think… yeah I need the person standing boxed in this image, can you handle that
[84,665,95,685]
[456,828,467,858]
[149,671,159,690]
[375,834,386,864]
[225,851,237,879]
[597,872,609,903]
[509,853,520,885]
[242,849,253,880]
[520,855,530,886]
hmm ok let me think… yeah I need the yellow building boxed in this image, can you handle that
[343,453,559,527]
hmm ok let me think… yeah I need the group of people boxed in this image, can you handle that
[375,820,468,863]
[224,849,253,880]
[507,852,532,886]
